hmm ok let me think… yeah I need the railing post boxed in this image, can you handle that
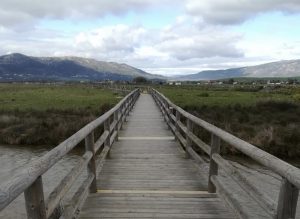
[114,109,119,141]
[104,118,111,148]
[175,110,180,140]
[276,178,299,219]
[208,134,220,193]
[124,99,129,121]
[186,119,193,157]
[24,176,47,219]
[85,131,97,193]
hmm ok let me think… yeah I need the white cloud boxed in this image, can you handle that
[186,0,300,24]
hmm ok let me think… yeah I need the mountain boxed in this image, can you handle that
[175,59,300,81]
[0,53,164,82]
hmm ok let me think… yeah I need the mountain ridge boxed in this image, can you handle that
[0,53,164,82]
[175,59,300,81]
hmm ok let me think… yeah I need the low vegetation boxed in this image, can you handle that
[158,85,300,159]
[0,84,119,146]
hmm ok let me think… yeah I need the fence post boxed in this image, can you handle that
[276,178,299,219]
[119,104,124,130]
[24,176,47,219]
[114,109,119,141]
[186,119,193,157]
[208,134,220,193]
[175,110,180,140]
[85,131,97,193]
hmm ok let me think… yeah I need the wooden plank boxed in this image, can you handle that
[78,93,236,219]
[85,131,97,193]
[276,178,299,219]
[208,134,220,193]
[188,131,211,155]
[212,153,276,216]
[62,174,95,219]
[210,175,250,219]
[94,130,109,153]
[46,151,92,218]
[24,176,47,219]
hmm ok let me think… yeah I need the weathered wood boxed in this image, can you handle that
[177,120,187,134]
[109,120,117,133]
[208,134,220,193]
[110,130,118,145]
[170,113,176,123]
[104,119,111,147]
[46,151,92,218]
[62,173,95,219]
[187,131,211,155]
[24,176,47,219]
[94,130,109,153]
[114,109,119,140]
[212,153,276,216]
[96,146,110,172]
[210,175,251,219]
[78,93,235,219]
[186,120,192,147]
[175,130,187,149]
[152,89,300,190]
[276,178,299,219]
[186,147,206,165]
[85,131,97,193]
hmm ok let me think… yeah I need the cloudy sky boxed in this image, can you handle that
[1,0,300,76]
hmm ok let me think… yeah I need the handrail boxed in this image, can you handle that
[0,89,140,219]
[151,88,299,219]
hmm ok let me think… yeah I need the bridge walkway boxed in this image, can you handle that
[78,93,236,218]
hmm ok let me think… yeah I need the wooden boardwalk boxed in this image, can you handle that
[79,94,236,218]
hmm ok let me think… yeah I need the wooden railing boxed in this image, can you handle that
[151,89,300,219]
[0,89,140,219]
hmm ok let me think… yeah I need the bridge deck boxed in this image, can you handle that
[79,94,236,218]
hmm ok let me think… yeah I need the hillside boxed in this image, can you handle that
[0,53,164,82]
[175,59,300,81]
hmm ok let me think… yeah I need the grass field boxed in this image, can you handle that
[158,85,300,159]
[0,84,118,111]
[0,84,120,146]
[158,85,296,108]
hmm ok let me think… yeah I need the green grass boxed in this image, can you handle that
[0,84,121,146]
[158,85,300,159]
[158,85,297,108]
[0,84,118,111]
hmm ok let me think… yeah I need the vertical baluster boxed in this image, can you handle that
[186,119,193,157]
[208,134,220,193]
[175,110,180,140]
[85,131,97,193]
[24,176,47,219]
[114,109,119,141]
[276,178,299,219]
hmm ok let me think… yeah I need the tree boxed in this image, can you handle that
[132,76,148,84]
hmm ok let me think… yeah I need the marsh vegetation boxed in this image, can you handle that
[0,84,119,146]
[159,85,300,159]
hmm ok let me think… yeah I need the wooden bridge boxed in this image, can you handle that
[0,89,300,219]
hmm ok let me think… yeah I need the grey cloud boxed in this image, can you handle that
[0,0,173,27]
[186,0,300,25]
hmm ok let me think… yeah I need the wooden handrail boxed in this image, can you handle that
[0,89,140,219]
[151,88,299,219]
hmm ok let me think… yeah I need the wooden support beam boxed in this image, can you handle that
[85,131,97,193]
[24,176,47,219]
[208,134,220,193]
[114,109,119,141]
[276,178,299,219]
